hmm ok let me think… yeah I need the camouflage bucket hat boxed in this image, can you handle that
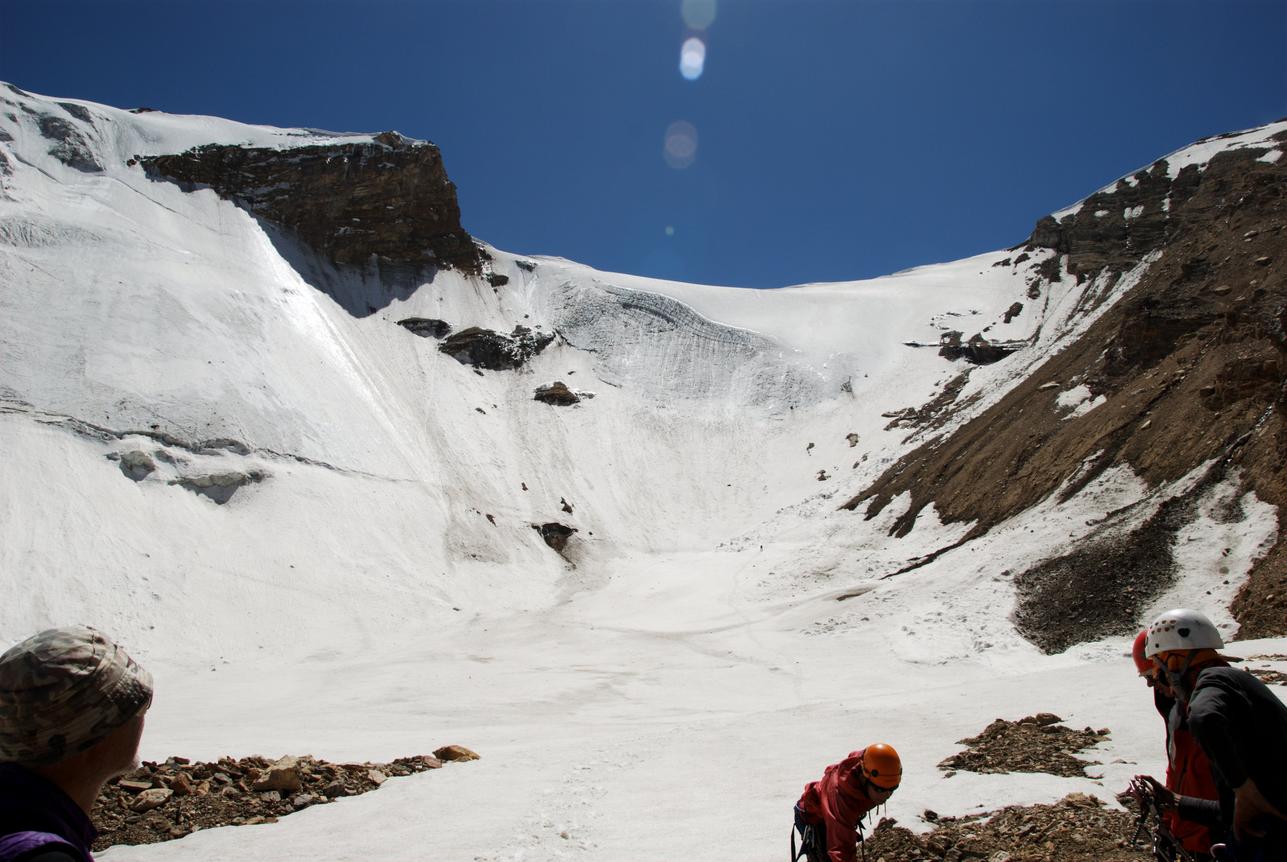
[0,625,153,766]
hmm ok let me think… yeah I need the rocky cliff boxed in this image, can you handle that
[846,125,1287,646]
[140,131,482,273]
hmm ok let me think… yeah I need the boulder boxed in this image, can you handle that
[432,745,480,762]
[112,450,156,481]
[167,772,193,797]
[171,469,266,505]
[397,317,452,339]
[532,523,577,553]
[439,326,555,371]
[534,382,580,406]
[130,788,172,813]
[252,756,303,793]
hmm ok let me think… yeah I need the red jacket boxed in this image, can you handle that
[796,750,879,862]
[1156,689,1219,852]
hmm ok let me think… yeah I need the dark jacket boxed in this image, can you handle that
[0,764,95,862]
[1185,666,1287,853]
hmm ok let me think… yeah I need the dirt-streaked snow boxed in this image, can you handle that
[1,85,1283,861]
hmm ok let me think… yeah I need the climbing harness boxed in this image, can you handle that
[1127,777,1198,862]
[790,809,869,862]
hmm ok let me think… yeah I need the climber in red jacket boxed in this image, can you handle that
[1132,626,1223,856]
[793,744,901,862]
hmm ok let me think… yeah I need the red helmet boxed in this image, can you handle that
[1132,630,1154,676]
[861,743,902,790]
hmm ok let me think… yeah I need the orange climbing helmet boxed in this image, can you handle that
[1132,630,1155,676]
[861,743,902,790]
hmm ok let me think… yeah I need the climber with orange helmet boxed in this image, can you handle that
[1139,609,1287,862]
[793,744,900,862]
[1131,627,1221,856]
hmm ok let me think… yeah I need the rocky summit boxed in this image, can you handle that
[848,125,1287,643]
[140,132,482,273]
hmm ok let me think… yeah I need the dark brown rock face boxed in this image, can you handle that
[534,381,580,405]
[140,134,481,272]
[439,326,555,371]
[38,113,101,172]
[846,125,1287,642]
[397,317,453,339]
[533,522,576,553]
[938,330,1023,365]
[1025,134,1279,283]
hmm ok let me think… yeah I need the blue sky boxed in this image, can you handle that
[2,0,1285,288]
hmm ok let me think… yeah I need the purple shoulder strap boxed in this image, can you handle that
[0,831,86,862]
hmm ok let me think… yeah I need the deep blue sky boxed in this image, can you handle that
[2,0,1285,288]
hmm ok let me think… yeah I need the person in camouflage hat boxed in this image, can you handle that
[0,625,154,862]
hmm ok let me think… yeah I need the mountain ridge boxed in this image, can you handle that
[2,83,1282,656]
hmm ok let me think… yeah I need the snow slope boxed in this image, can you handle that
[0,84,1282,860]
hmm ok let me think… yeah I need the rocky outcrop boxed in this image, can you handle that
[439,326,555,370]
[107,450,157,481]
[938,331,1023,365]
[91,752,459,850]
[38,113,101,172]
[533,382,580,405]
[397,317,452,339]
[1024,135,1283,284]
[170,469,266,504]
[860,793,1136,862]
[847,126,1287,640]
[938,713,1108,778]
[533,522,576,553]
[880,372,974,433]
[140,135,481,272]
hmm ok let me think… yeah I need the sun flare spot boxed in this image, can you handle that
[679,37,706,81]
[681,0,718,31]
[663,121,698,169]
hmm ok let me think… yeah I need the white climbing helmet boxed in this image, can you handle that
[1144,609,1223,658]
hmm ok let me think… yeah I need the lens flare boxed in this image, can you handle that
[679,36,706,81]
[681,0,717,30]
[664,121,698,170]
